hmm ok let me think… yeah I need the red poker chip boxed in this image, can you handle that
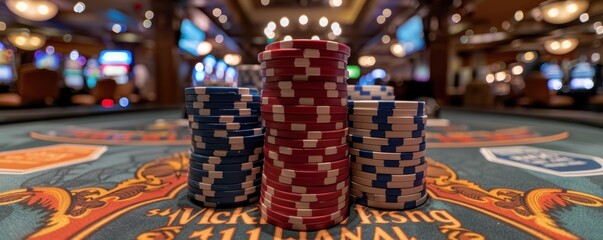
[263,75,347,83]
[261,189,347,209]
[261,183,349,202]
[259,205,346,231]
[261,67,348,77]
[267,128,348,140]
[265,155,350,171]
[258,48,348,62]
[263,81,347,91]
[263,120,346,131]
[259,199,348,224]
[266,135,346,148]
[263,169,350,186]
[261,96,346,106]
[262,112,347,123]
[261,89,347,98]
[264,148,349,163]
[261,58,346,70]
[265,40,351,56]
[264,142,348,156]
[261,197,348,218]
[263,160,349,179]
[261,174,348,194]
[261,104,347,114]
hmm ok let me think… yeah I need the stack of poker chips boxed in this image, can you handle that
[347,100,428,210]
[257,39,351,230]
[347,85,395,100]
[185,87,264,208]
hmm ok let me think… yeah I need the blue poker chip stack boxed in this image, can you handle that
[347,100,429,210]
[185,87,264,208]
[347,85,395,100]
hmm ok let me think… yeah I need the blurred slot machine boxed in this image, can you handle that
[34,46,61,71]
[569,61,595,92]
[236,64,261,89]
[63,50,86,90]
[0,43,16,85]
[99,50,132,84]
[540,62,564,91]
[84,58,101,88]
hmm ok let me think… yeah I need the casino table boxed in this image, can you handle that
[0,109,602,240]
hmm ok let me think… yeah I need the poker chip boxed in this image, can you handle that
[261,196,348,217]
[262,183,349,202]
[189,122,261,130]
[347,135,425,146]
[262,174,348,194]
[265,148,349,163]
[351,170,424,182]
[265,155,350,171]
[261,67,348,77]
[268,128,348,140]
[263,75,347,83]
[263,169,349,186]
[261,96,347,106]
[351,161,427,175]
[349,128,426,138]
[261,89,347,98]
[185,87,259,95]
[348,107,425,116]
[261,59,346,70]
[191,128,264,137]
[349,148,426,160]
[348,121,425,131]
[348,100,425,109]
[263,112,347,123]
[264,160,348,178]
[261,105,347,115]
[347,85,395,101]
[263,81,347,92]
[349,142,427,153]
[261,189,348,209]
[187,115,260,123]
[351,181,425,196]
[265,143,348,156]
[265,39,351,56]
[351,176,425,189]
[186,101,260,109]
[185,87,264,208]
[352,194,428,210]
[259,200,348,224]
[350,188,426,202]
[263,120,346,131]
[348,115,427,124]
[258,48,348,62]
[350,155,426,168]
[267,136,346,148]
[259,206,347,231]
[185,94,260,102]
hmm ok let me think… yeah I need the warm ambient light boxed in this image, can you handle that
[319,17,329,27]
[224,53,242,66]
[73,2,85,13]
[390,43,405,57]
[6,0,58,21]
[522,51,536,62]
[329,0,342,7]
[7,32,46,51]
[381,35,390,44]
[311,35,319,40]
[284,35,292,41]
[299,15,308,25]
[358,56,376,67]
[541,0,589,24]
[544,37,578,55]
[280,17,289,27]
[196,41,212,55]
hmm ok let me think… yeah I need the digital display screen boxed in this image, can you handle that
[34,51,61,70]
[540,62,563,80]
[569,62,595,90]
[178,19,206,56]
[0,65,13,83]
[99,50,132,65]
[395,16,426,55]
[547,79,563,91]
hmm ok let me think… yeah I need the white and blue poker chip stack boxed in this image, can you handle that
[185,87,264,208]
[347,85,395,100]
[347,100,429,209]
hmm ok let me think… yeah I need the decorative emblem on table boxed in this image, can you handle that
[427,126,569,148]
[481,146,603,177]
[0,144,107,174]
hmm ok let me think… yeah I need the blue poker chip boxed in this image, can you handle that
[192,134,264,144]
[191,128,264,137]
[189,122,261,130]
[350,142,427,153]
[185,94,261,102]
[184,87,259,95]
[185,101,260,109]
[348,121,426,131]
[348,108,424,116]
[187,115,260,123]
[348,100,424,110]
[189,152,263,164]
[189,165,262,178]
[352,161,427,174]
[190,146,263,157]
[348,135,426,146]
[191,140,264,150]
[188,171,263,185]
[352,170,425,182]
[350,85,392,91]
[350,148,426,160]
[351,155,426,168]
[188,192,260,208]
[350,129,425,138]
[188,178,262,191]
[188,184,261,198]
[186,107,260,116]
[352,177,425,189]
[190,159,263,172]
[352,189,427,203]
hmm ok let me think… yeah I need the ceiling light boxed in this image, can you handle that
[327,32,336,40]
[489,27,497,33]
[514,10,524,21]
[597,26,603,34]
[261,0,270,6]
[0,22,5,31]
[451,13,461,23]
[264,27,273,36]
[331,22,340,31]
[145,10,154,19]
[541,0,588,24]
[299,15,308,25]
[580,13,589,22]
[376,15,386,24]
[333,27,342,36]
[319,17,329,27]
[196,41,212,55]
[73,2,85,13]
[591,53,600,62]
[212,8,222,17]
[112,24,122,33]
[142,19,152,28]
[280,17,289,27]
[545,38,578,55]
[224,53,242,65]
[8,32,46,51]
[382,8,392,18]
[381,35,390,44]
[311,35,319,40]
[284,35,292,41]
[486,74,495,83]
[511,65,523,75]
[215,35,223,43]
[522,51,536,62]
[329,0,342,7]
[358,56,376,67]
[390,43,405,57]
[267,21,276,30]
[266,32,275,39]
[495,71,506,81]
[6,0,58,21]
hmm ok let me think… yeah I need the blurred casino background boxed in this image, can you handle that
[1,0,603,121]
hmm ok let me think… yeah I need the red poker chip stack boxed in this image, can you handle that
[258,39,351,230]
